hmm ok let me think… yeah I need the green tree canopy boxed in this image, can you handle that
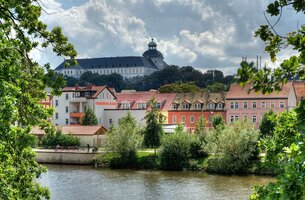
[259,110,277,138]
[81,107,98,125]
[159,82,201,93]
[0,1,76,199]
[143,97,165,154]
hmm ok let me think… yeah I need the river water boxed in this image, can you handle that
[39,164,273,200]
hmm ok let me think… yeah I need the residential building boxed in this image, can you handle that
[54,39,167,79]
[225,82,296,126]
[292,81,305,105]
[103,90,176,129]
[168,92,226,131]
[52,85,117,126]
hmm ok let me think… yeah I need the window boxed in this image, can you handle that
[156,103,161,109]
[234,116,239,121]
[230,102,234,109]
[243,102,248,109]
[262,101,266,108]
[65,106,68,113]
[122,103,130,109]
[55,113,58,119]
[217,103,223,109]
[280,102,285,108]
[172,115,177,123]
[194,103,201,110]
[55,100,58,107]
[137,103,146,109]
[85,92,90,97]
[243,115,248,121]
[172,104,178,110]
[65,119,69,125]
[182,103,189,110]
[109,118,113,125]
[252,101,257,108]
[190,115,194,123]
[72,93,75,98]
[270,102,275,109]
[65,94,69,100]
[181,115,186,123]
[234,102,239,108]
[230,115,239,122]
[252,115,257,123]
[75,92,80,97]
[207,103,214,109]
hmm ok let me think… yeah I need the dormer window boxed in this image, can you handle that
[172,104,178,110]
[193,103,201,110]
[182,103,189,110]
[137,103,146,109]
[155,103,161,109]
[122,103,130,109]
[207,103,215,109]
[217,103,223,109]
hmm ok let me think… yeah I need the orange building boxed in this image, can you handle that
[168,92,226,131]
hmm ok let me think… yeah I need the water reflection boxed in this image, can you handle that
[38,164,273,200]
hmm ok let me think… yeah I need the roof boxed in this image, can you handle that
[60,126,107,136]
[171,92,226,111]
[142,49,164,59]
[55,56,158,70]
[62,85,117,99]
[293,81,305,102]
[226,82,293,99]
[116,91,176,111]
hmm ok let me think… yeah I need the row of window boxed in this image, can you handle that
[62,67,146,75]
[230,101,285,109]
[121,102,161,109]
[173,103,223,110]
[230,115,258,123]
[171,115,212,124]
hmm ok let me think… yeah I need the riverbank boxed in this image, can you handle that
[34,149,98,164]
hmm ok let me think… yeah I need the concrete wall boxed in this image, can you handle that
[35,150,96,164]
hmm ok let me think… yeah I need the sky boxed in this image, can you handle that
[33,0,304,75]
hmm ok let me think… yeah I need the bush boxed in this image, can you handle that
[42,130,80,147]
[160,132,193,170]
[137,152,159,169]
[205,120,259,174]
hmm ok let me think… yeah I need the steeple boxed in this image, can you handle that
[148,38,157,50]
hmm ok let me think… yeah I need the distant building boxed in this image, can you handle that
[225,82,296,126]
[52,85,117,126]
[103,90,176,129]
[168,92,226,131]
[292,81,305,104]
[54,39,167,79]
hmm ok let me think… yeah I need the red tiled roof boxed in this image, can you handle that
[62,85,117,99]
[293,81,305,102]
[60,126,107,135]
[226,82,293,99]
[116,91,176,110]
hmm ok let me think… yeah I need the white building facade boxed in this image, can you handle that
[53,85,117,126]
[55,39,167,79]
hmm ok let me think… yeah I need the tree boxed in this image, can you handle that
[0,1,76,199]
[194,115,207,142]
[206,82,227,92]
[81,107,98,125]
[212,115,225,129]
[259,110,277,138]
[159,82,201,93]
[235,1,305,198]
[143,97,165,155]
[106,112,142,168]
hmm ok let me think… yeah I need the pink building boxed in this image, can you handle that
[226,82,296,126]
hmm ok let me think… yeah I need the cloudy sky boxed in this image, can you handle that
[34,0,304,75]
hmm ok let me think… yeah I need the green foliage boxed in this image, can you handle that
[160,132,193,170]
[159,82,201,93]
[205,121,259,174]
[259,110,277,138]
[194,115,207,141]
[106,112,142,168]
[136,152,159,169]
[212,115,225,129]
[42,130,80,147]
[205,82,227,92]
[0,1,76,198]
[81,107,98,125]
[143,98,165,153]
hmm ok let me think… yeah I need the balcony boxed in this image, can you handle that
[70,112,84,118]
[69,97,87,103]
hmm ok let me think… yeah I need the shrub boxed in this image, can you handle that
[42,130,80,147]
[160,132,193,170]
[205,120,259,174]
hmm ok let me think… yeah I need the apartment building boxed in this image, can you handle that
[225,82,296,126]
[168,92,226,131]
[53,85,116,126]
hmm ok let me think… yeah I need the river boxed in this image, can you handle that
[39,164,273,200]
